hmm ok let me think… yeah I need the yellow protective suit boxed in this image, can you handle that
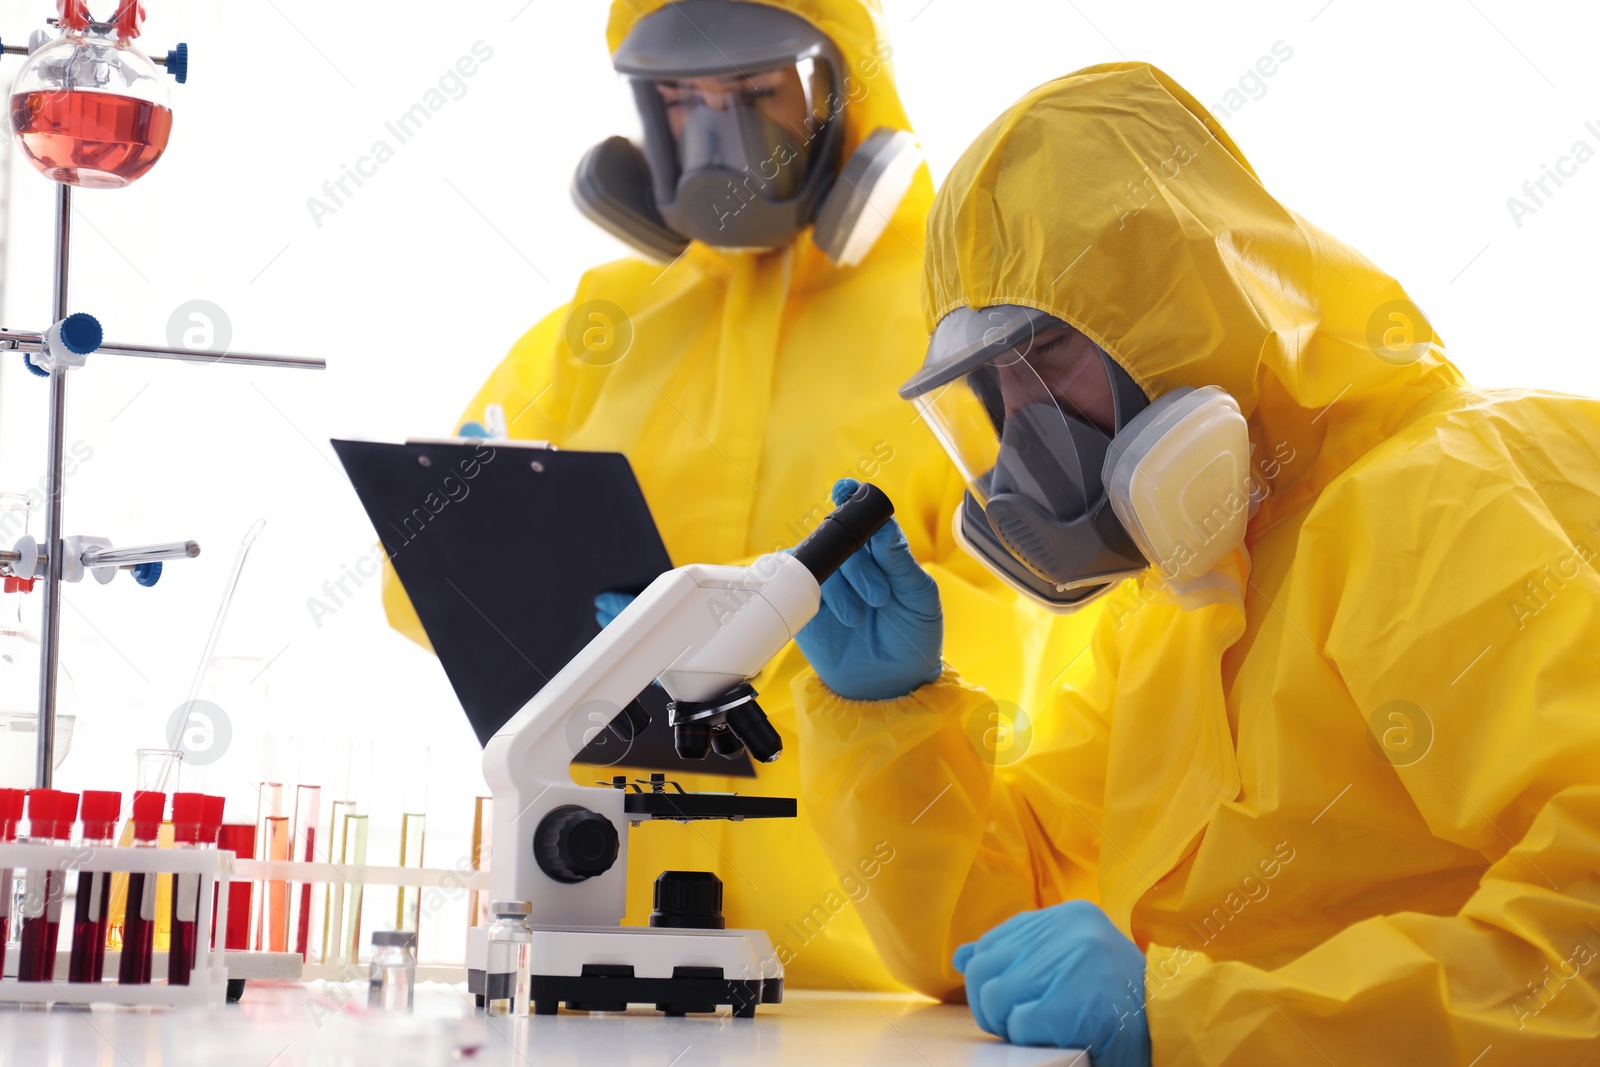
[383,0,1037,991]
[794,62,1600,1062]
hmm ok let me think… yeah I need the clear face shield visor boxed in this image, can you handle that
[901,307,1153,609]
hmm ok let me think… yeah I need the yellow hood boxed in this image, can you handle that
[922,62,1465,525]
[608,0,914,166]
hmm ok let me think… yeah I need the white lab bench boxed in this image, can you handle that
[0,982,1089,1066]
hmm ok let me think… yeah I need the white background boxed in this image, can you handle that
[0,0,1594,895]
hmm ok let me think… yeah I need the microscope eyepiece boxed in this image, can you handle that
[791,482,894,585]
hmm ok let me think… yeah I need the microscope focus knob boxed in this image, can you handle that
[534,805,619,884]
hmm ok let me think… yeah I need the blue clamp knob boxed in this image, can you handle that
[59,312,103,355]
[132,561,163,587]
[165,43,188,84]
[22,354,48,378]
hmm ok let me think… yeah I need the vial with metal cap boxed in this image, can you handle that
[368,929,417,1012]
[485,900,532,1017]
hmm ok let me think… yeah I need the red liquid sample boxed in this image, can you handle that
[68,869,111,982]
[216,824,257,951]
[168,873,198,985]
[10,90,172,189]
[0,870,10,975]
[294,825,316,959]
[119,871,156,984]
[17,870,61,981]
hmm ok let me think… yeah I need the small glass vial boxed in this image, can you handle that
[368,930,417,1012]
[485,900,532,1017]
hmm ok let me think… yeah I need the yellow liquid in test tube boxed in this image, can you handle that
[154,820,175,950]
[396,812,425,934]
[105,819,136,950]
[319,799,357,965]
[339,812,369,966]
[469,796,491,931]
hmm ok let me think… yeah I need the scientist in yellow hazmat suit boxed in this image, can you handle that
[384,0,1033,990]
[792,63,1600,1062]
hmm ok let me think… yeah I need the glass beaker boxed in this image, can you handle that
[8,17,173,188]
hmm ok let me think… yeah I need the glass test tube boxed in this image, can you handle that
[290,784,320,960]
[18,789,79,982]
[170,795,223,984]
[67,789,119,982]
[395,747,428,936]
[470,796,492,931]
[108,748,183,951]
[154,811,176,952]
[202,795,225,952]
[261,813,290,952]
[118,790,166,985]
[319,739,370,967]
[338,812,369,966]
[252,780,282,950]
[216,823,256,951]
[166,793,207,985]
[320,799,355,965]
[0,788,23,975]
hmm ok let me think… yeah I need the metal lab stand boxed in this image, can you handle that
[0,183,326,788]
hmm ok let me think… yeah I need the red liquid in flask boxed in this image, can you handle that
[10,89,173,189]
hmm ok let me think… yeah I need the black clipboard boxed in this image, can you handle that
[331,438,756,776]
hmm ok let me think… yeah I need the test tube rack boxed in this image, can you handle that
[0,839,233,1006]
[234,857,491,983]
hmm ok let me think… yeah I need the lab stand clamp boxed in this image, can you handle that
[0,2,327,792]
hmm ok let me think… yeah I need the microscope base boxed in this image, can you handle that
[468,925,784,1018]
[529,969,782,1017]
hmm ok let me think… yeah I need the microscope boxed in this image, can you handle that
[471,482,894,1017]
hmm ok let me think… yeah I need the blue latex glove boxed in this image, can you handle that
[793,478,943,701]
[595,591,635,629]
[954,901,1150,1064]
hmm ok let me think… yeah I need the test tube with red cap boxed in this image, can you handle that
[118,790,165,984]
[18,789,79,981]
[67,790,121,982]
[0,788,23,975]
[166,792,209,985]
[202,795,245,952]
